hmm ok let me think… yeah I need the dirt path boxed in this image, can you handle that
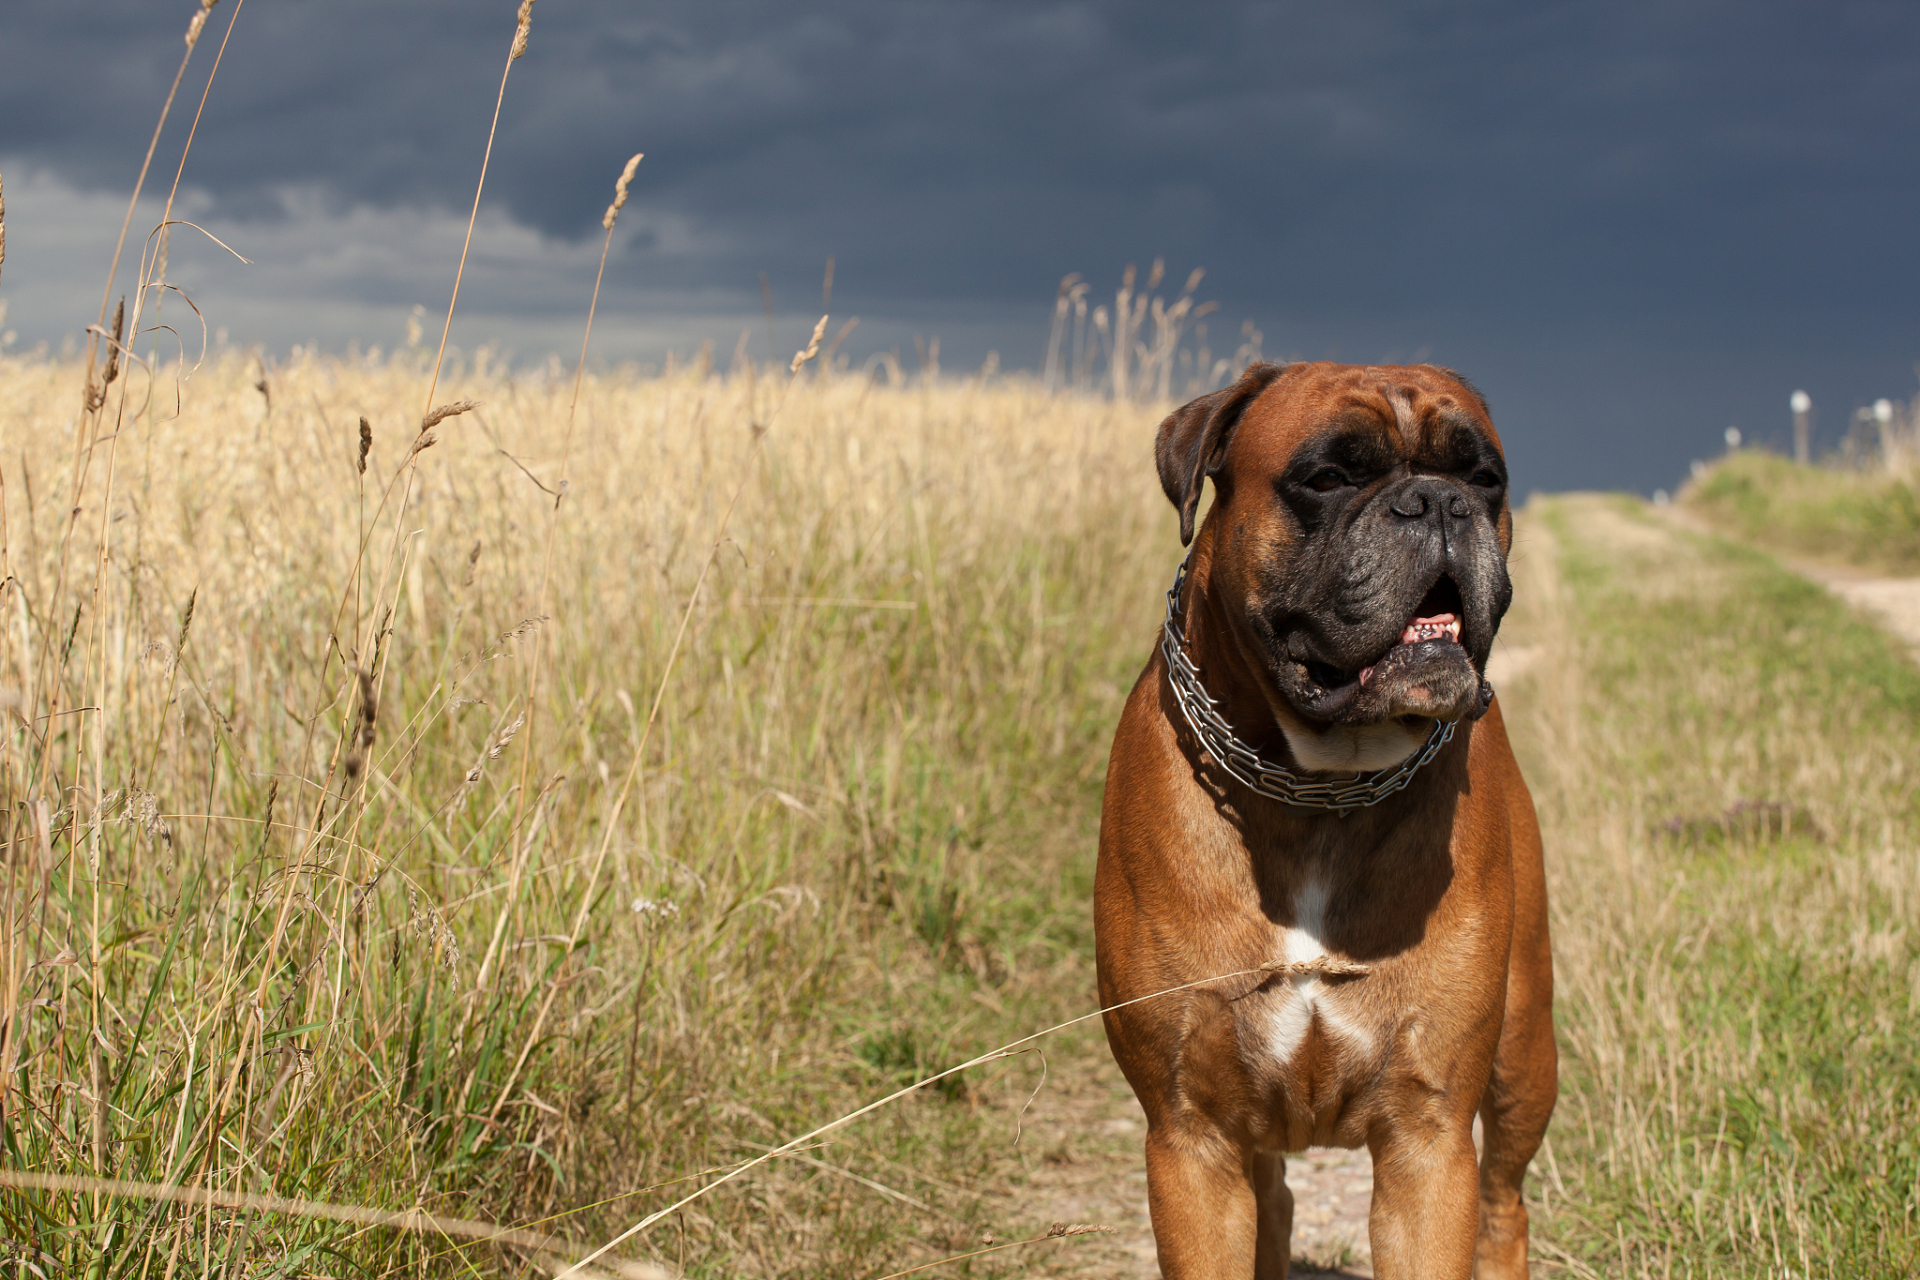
[1008,1032,1374,1277]
[1797,566,1920,658]
[1659,502,1920,661]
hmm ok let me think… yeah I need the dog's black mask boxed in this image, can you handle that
[1158,362,1512,728]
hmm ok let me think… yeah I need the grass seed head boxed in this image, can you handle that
[118,788,172,850]
[259,778,277,852]
[487,712,524,759]
[447,711,523,823]
[85,298,128,410]
[510,0,535,59]
[176,586,197,656]
[185,0,218,49]
[357,416,371,474]
[603,152,644,230]
[790,314,829,374]
[407,886,462,970]
[344,666,378,780]
[421,399,479,433]
[104,298,126,386]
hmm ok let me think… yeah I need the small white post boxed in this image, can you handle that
[1790,390,1812,465]
[1873,399,1895,468]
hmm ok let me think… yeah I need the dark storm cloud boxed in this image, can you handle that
[5,0,1920,492]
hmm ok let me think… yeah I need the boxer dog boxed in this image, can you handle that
[1095,362,1555,1279]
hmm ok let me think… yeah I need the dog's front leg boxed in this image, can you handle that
[1249,1150,1294,1279]
[1144,1125,1274,1279]
[1365,1124,1481,1280]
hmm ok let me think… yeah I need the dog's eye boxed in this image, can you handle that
[1304,469,1348,492]
[1470,469,1504,489]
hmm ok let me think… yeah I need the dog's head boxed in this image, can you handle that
[1157,361,1512,771]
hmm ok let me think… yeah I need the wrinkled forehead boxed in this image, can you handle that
[1234,362,1502,463]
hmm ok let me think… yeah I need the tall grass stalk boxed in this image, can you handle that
[2,8,240,1255]
[476,149,645,1113]
[0,1169,670,1279]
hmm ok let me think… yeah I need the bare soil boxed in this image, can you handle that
[1800,566,1920,659]
[999,1033,1375,1278]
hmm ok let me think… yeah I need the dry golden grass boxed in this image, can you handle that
[0,348,1176,1276]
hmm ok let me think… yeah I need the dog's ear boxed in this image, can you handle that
[1155,362,1285,545]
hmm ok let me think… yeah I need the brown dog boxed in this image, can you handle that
[1095,362,1555,1279]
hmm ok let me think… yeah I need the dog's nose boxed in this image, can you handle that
[1388,477,1468,523]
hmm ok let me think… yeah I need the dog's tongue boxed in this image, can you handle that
[1358,613,1461,686]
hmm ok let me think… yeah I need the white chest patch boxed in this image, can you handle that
[1262,879,1374,1064]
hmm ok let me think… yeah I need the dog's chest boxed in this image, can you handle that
[1241,878,1383,1072]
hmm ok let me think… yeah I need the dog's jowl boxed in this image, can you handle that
[1095,362,1556,1280]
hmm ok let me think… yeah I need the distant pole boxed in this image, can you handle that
[1873,398,1895,467]
[1790,389,1812,465]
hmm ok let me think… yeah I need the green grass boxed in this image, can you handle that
[1684,450,1920,573]
[1514,494,1920,1278]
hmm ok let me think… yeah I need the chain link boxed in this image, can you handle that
[1159,553,1461,815]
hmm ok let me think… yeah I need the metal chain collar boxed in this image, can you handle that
[1159,553,1457,815]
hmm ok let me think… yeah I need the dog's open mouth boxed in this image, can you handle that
[1288,576,1482,723]
[1360,577,1462,687]
[1301,577,1465,693]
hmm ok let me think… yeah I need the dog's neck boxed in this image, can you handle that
[1175,538,1432,775]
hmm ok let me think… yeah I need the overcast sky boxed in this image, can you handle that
[4,0,1919,494]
